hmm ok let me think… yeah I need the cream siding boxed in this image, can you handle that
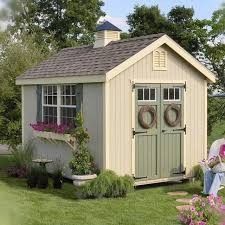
[107,45,207,177]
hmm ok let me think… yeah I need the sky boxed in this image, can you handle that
[102,0,225,31]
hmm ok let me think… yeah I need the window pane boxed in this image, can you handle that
[53,86,57,95]
[138,89,143,100]
[48,96,52,105]
[66,86,70,95]
[44,86,47,95]
[169,88,174,100]
[175,88,180,100]
[164,88,168,100]
[43,106,57,124]
[72,96,76,105]
[72,86,76,95]
[144,88,150,100]
[53,96,57,105]
[150,89,156,100]
[60,107,76,127]
[48,86,52,95]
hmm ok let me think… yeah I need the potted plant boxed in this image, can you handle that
[27,166,39,188]
[52,160,64,189]
[69,113,97,186]
[37,167,49,189]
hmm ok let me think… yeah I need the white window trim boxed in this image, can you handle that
[153,50,168,71]
[138,88,157,102]
[42,85,76,125]
[163,87,181,102]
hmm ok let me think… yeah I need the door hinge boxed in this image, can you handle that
[132,129,148,138]
[173,125,186,135]
[184,82,187,92]
[173,168,186,175]
[132,83,135,91]
[134,176,147,179]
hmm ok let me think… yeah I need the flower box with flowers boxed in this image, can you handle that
[31,123,76,149]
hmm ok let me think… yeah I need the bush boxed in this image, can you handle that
[69,113,96,175]
[193,165,204,186]
[7,165,27,178]
[10,142,34,168]
[7,142,34,178]
[78,170,134,199]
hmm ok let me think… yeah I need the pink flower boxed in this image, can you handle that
[219,145,225,158]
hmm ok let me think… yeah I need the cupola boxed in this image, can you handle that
[94,21,121,48]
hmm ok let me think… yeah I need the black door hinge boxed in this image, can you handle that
[132,129,147,138]
[173,168,186,175]
[184,82,187,92]
[173,125,186,135]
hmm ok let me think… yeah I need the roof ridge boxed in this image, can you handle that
[109,33,165,44]
[61,45,93,51]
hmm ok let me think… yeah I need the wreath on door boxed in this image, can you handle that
[164,104,181,127]
[138,105,157,129]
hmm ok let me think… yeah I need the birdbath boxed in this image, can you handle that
[32,159,53,169]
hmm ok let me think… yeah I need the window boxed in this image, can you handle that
[163,88,180,101]
[138,88,156,101]
[42,85,77,126]
[153,50,167,71]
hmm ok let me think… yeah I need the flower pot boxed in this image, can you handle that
[53,176,63,189]
[71,174,97,186]
[37,174,49,189]
[27,175,38,188]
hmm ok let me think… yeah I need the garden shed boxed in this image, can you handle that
[16,21,215,185]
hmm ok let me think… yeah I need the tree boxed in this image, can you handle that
[1,0,105,49]
[127,5,205,55]
[0,32,52,147]
[167,6,206,54]
[127,5,168,37]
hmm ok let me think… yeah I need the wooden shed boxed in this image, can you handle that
[16,21,215,185]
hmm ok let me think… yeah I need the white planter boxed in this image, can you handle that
[33,130,76,150]
[71,174,97,186]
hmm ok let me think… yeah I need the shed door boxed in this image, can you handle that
[134,84,185,180]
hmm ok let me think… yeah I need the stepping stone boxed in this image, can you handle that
[167,191,188,196]
[176,198,192,204]
[176,205,192,211]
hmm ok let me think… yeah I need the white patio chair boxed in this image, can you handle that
[208,138,225,186]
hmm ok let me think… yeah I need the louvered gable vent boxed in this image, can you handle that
[153,50,167,70]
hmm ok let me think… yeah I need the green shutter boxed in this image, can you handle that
[36,85,42,122]
[76,84,83,113]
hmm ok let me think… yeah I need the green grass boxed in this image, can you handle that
[208,120,225,147]
[0,156,224,225]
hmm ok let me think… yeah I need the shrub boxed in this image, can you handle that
[7,142,34,178]
[69,113,96,175]
[78,170,134,199]
[10,142,34,168]
[7,165,27,178]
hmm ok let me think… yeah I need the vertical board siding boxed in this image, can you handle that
[83,83,104,169]
[108,45,207,176]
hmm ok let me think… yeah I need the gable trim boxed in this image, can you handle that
[106,35,216,83]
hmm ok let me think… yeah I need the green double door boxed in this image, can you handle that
[134,84,185,180]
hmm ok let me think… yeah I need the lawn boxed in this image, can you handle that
[0,156,224,225]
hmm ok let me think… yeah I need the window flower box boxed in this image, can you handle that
[33,130,76,150]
